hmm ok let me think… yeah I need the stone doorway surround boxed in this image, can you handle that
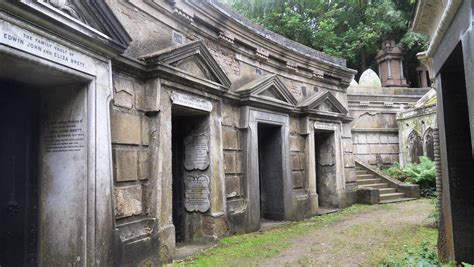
[240,106,294,232]
[0,31,114,266]
[0,1,130,264]
[306,119,346,208]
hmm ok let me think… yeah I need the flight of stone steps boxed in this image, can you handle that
[356,164,414,203]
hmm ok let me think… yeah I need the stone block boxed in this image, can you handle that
[222,105,234,126]
[344,168,357,183]
[235,152,242,173]
[293,171,304,188]
[114,90,133,109]
[114,148,138,182]
[370,144,399,154]
[379,134,389,143]
[355,144,369,154]
[290,117,300,134]
[224,152,236,174]
[344,154,355,168]
[290,135,299,152]
[358,133,367,144]
[232,107,240,127]
[111,110,141,145]
[367,133,379,144]
[225,175,241,198]
[342,138,353,153]
[388,134,398,144]
[135,81,146,111]
[138,149,149,180]
[115,185,143,218]
[291,153,301,170]
[223,127,239,150]
[290,135,304,152]
[299,153,306,171]
[113,74,134,109]
[141,116,149,146]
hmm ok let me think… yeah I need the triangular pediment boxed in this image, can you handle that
[258,86,287,102]
[140,41,232,88]
[297,91,348,115]
[235,75,297,109]
[171,56,218,83]
[41,0,131,51]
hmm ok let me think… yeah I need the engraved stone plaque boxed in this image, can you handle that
[171,92,213,112]
[184,175,210,212]
[0,21,94,74]
[184,134,210,171]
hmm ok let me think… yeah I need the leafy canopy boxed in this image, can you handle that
[221,0,428,85]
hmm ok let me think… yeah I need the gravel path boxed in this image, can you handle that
[258,199,434,266]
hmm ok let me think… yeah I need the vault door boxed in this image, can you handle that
[315,131,336,208]
[257,123,284,220]
[440,43,474,262]
[0,85,39,266]
[172,111,210,243]
[172,115,186,243]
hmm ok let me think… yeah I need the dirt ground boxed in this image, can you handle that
[173,199,436,266]
[259,199,434,266]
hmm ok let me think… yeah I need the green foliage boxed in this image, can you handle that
[385,162,410,182]
[383,242,441,266]
[221,0,428,84]
[384,156,436,197]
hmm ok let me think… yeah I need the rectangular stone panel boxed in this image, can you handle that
[223,126,239,150]
[224,152,236,174]
[291,153,301,171]
[114,185,143,218]
[39,86,87,264]
[222,105,234,126]
[114,148,138,182]
[344,153,355,168]
[388,134,399,144]
[293,171,304,188]
[225,175,242,198]
[111,110,141,145]
[366,133,379,144]
[138,149,149,180]
[355,144,369,154]
[141,116,149,146]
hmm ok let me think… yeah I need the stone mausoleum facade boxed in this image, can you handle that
[0,0,358,265]
[413,0,474,263]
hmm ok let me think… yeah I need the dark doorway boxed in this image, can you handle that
[0,82,39,266]
[257,123,284,220]
[315,131,336,208]
[171,109,208,244]
[408,130,423,164]
[440,43,474,262]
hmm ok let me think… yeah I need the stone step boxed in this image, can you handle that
[356,174,374,180]
[356,170,368,174]
[357,178,381,185]
[379,192,406,201]
[358,183,389,189]
[378,188,397,194]
[379,198,417,204]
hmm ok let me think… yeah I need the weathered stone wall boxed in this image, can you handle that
[290,117,306,190]
[106,0,357,263]
[348,83,429,167]
[397,104,437,166]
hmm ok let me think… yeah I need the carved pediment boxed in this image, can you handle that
[235,75,297,109]
[40,0,131,50]
[297,91,348,115]
[140,41,231,88]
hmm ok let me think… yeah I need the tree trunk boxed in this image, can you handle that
[360,48,367,72]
